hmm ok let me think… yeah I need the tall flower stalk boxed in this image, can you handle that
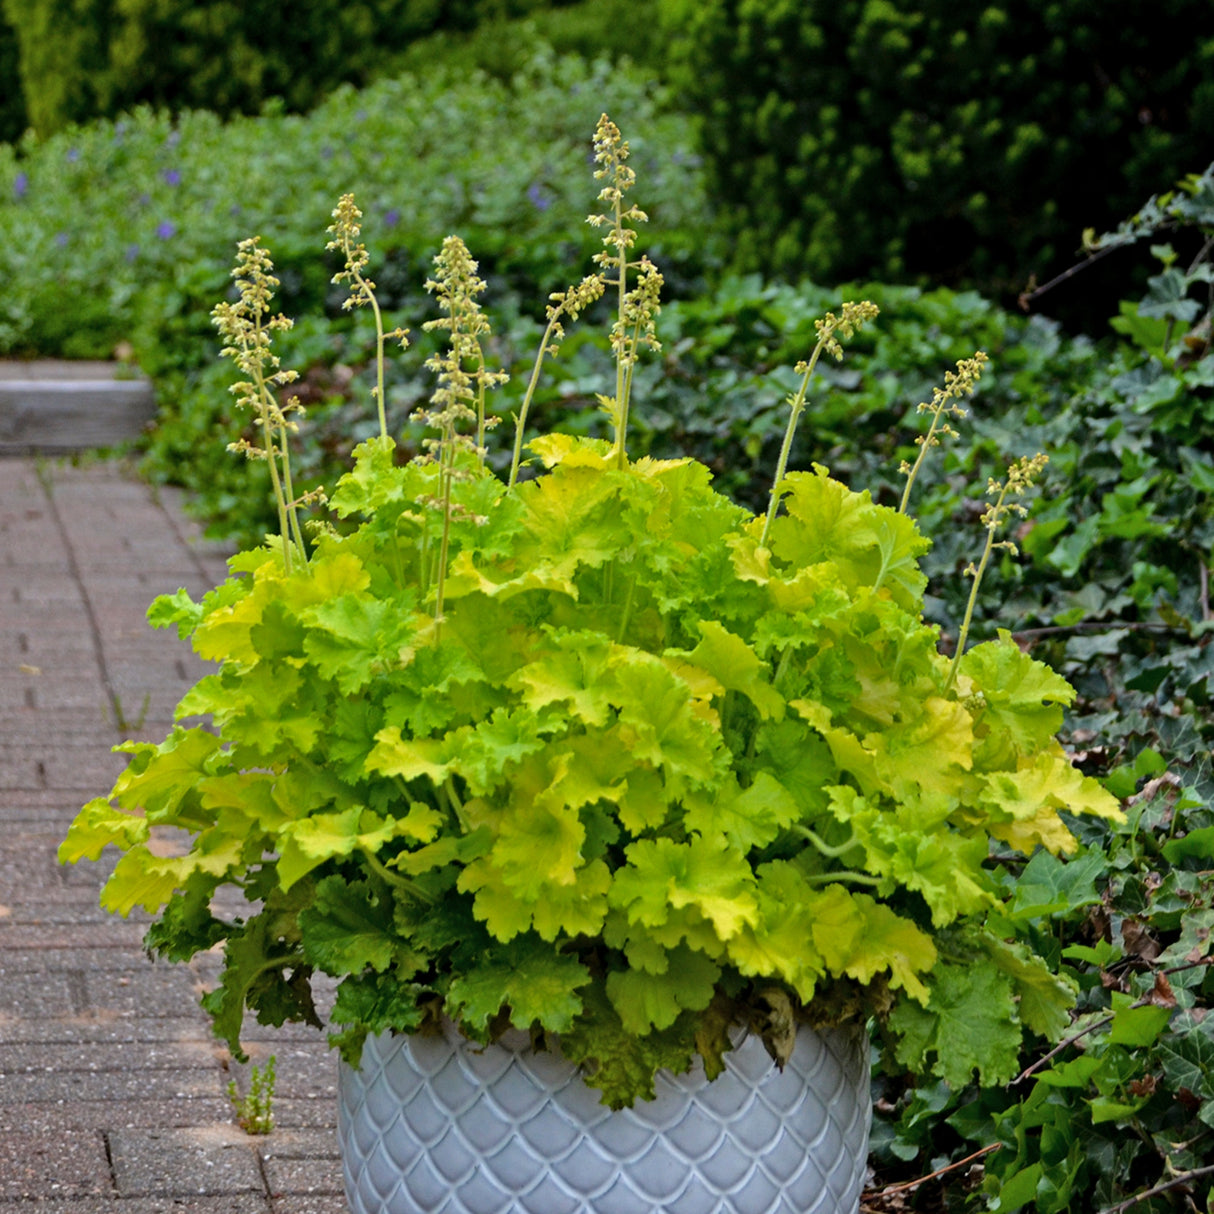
[416,236,504,633]
[509,274,605,487]
[326,194,409,442]
[212,238,311,574]
[587,114,661,469]
[946,453,1049,689]
[759,301,879,550]
[898,352,988,514]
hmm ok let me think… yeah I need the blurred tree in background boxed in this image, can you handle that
[0,0,574,137]
[660,0,1214,325]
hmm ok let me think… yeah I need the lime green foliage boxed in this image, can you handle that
[663,0,1214,318]
[228,1054,276,1135]
[60,117,1120,1110]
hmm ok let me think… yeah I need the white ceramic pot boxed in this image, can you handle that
[338,1020,871,1214]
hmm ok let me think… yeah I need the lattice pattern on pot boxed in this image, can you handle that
[339,1024,870,1214]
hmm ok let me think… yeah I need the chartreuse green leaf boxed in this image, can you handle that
[365,728,452,784]
[980,746,1121,855]
[609,651,720,790]
[610,836,759,942]
[59,797,149,863]
[445,934,589,1034]
[682,771,800,854]
[769,468,929,606]
[678,621,785,721]
[823,785,994,926]
[278,803,441,891]
[508,630,616,727]
[459,853,611,942]
[109,728,227,817]
[147,587,204,638]
[960,636,1075,763]
[99,828,245,916]
[301,592,417,695]
[606,945,721,1033]
[991,943,1077,1043]
[890,956,1022,1087]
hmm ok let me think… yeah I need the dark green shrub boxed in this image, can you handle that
[663,0,1214,324]
[0,10,27,144]
[1,0,580,137]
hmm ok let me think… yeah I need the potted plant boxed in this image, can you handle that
[61,116,1121,1214]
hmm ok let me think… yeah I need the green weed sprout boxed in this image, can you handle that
[227,1054,275,1135]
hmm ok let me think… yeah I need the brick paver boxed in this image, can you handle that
[0,457,347,1212]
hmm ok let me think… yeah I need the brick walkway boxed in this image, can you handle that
[0,457,347,1212]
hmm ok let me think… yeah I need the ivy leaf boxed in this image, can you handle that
[1002,848,1107,922]
[445,935,589,1034]
[605,945,721,1034]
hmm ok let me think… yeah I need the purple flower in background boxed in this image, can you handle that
[383,208,401,228]
[125,244,140,262]
[162,168,182,186]
[13,172,28,199]
[54,232,69,247]
[66,147,80,162]
[527,182,553,212]
[166,129,180,148]
[155,220,177,240]
[320,146,334,161]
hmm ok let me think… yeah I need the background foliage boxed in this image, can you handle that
[0,0,581,137]
[661,0,1214,326]
[1,3,1212,1207]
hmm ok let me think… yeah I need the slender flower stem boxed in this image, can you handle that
[759,301,878,550]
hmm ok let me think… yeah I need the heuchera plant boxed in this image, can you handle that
[60,116,1121,1108]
